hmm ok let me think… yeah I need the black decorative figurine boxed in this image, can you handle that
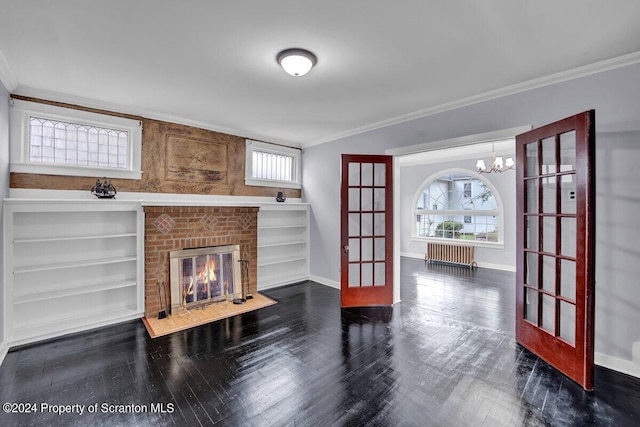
[276,191,286,202]
[91,178,117,199]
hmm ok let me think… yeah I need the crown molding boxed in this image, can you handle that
[0,48,18,92]
[303,50,640,148]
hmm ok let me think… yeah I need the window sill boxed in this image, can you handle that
[411,236,504,250]
[10,163,142,180]
[245,178,301,189]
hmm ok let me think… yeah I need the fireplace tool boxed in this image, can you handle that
[157,281,168,319]
[233,259,250,304]
[242,259,253,300]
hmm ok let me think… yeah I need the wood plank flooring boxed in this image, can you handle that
[1,257,639,426]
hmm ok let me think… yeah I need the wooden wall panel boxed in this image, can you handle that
[9,95,302,199]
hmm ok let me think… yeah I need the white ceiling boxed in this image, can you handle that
[1,1,640,148]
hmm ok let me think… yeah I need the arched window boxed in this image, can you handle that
[413,170,502,243]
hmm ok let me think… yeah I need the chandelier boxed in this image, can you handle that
[476,146,514,174]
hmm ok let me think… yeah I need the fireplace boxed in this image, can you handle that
[169,244,242,314]
[144,205,258,318]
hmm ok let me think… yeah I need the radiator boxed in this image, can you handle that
[425,242,477,269]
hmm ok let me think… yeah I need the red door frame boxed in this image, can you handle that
[340,154,393,307]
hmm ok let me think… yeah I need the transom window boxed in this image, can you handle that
[10,99,142,179]
[29,117,128,169]
[414,171,501,243]
[245,140,301,189]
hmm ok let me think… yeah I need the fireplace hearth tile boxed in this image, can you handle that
[142,293,276,338]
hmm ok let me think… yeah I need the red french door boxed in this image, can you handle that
[340,154,393,307]
[516,110,596,390]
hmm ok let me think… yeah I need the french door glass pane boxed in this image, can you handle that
[362,238,373,261]
[361,213,373,236]
[526,215,538,250]
[361,188,373,211]
[361,163,373,186]
[525,252,538,287]
[374,213,385,235]
[525,288,538,323]
[559,131,576,172]
[526,179,539,213]
[349,213,360,236]
[361,263,373,287]
[374,163,385,186]
[542,179,556,213]
[374,262,385,286]
[560,301,576,345]
[349,188,360,211]
[525,142,538,177]
[560,259,576,301]
[541,294,555,333]
[542,255,556,293]
[542,217,556,253]
[560,174,576,214]
[561,218,577,258]
[349,238,360,262]
[374,188,385,211]
[348,163,360,186]
[541,137,557,174]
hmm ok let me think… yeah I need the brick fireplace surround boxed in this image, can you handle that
[144,206,259,318]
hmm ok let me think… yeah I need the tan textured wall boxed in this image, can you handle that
[9,95,301,199]
[144,206,258,318]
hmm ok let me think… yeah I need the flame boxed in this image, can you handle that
[185,276,193,295]
[207,257,217,282]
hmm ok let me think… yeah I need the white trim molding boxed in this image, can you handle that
[10,98,142,179]
[245,140,302,189]
[0,48,18,92]
[595,348,640,380]
[400,252,516,272]
[309,275,340,290]
[306,51,640,148]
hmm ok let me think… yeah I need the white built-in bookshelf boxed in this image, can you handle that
[257,204,310,290]
[2,194,309,347]
[3,200,144,345]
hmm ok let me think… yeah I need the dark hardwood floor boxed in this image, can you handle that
[1,257,639,426]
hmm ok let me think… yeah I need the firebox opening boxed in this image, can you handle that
[169,244,242,315]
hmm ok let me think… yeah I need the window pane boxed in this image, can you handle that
[560,301,576,345]
[525,288,538,324]
[413,171,502,243]
[525,141,538,177]
[252,150,295,182]
[361,263,373,287]
[541,294,555,334]
[29,116,128,169]
[374,263,386,286]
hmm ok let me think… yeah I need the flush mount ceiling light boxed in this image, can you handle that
[277,48,317,77]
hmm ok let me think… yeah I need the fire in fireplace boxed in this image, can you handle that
[169,244,242,314]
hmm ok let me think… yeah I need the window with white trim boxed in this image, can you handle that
[414,172,501,243]
[10,99,142,179]
[245,140,301,189]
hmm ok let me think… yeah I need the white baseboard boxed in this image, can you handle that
[400,252,516,272]
[0,340,9,366]
[309,275,340,289]
[258,276,310,291]
[595,352,640,379]
[400,252,425,260]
